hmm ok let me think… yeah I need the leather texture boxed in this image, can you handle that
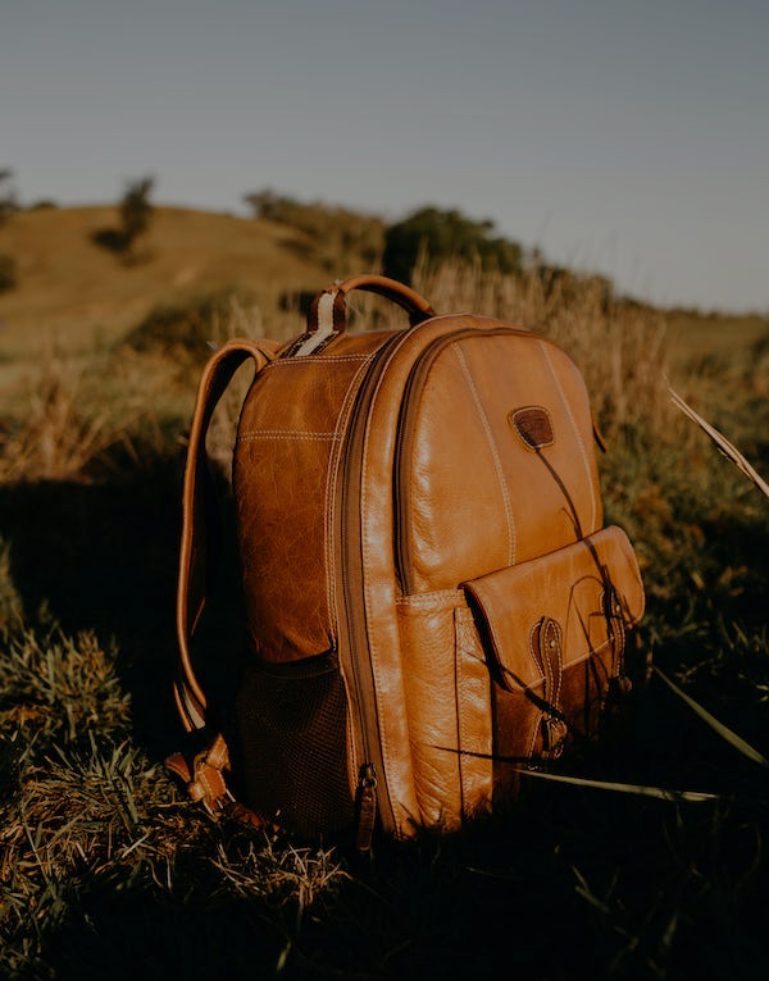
[170,275,646,841]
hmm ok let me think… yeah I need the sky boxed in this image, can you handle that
[2,0,768,312]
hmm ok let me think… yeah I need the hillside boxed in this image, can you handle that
[2,204,766,374]
[0,205,328,359]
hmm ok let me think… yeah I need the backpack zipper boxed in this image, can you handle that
[394,327,570,595]
[337,332,403,839]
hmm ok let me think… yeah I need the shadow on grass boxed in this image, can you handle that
[28,776,769,980]
[3,449,769,979]
[0,451,245,758]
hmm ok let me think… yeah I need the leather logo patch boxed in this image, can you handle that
[509,406,554,450]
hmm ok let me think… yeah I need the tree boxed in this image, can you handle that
[119,176,155,251]
[0,168,19,225]
[382,206,523,283]
[242,188,384,272]
[91,175,155,261]
[0,253,17,293]
[0,169,20,292]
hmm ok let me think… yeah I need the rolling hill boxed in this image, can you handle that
[0,205,328,360]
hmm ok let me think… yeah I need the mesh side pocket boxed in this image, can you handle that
[235,653,354,837]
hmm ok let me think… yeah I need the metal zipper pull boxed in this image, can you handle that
[355,763,378,852]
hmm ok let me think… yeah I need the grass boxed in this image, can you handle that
[1,244,769,978]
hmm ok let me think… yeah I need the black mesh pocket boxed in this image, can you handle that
[235,653,354,837]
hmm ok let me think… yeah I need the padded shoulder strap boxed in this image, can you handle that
[175,337,280,732]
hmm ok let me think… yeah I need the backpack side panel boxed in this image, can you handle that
[231,330,392,834]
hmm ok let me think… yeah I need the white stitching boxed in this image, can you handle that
[528,620,548,694]
[325,358,372,639]
[236,431,342,442]
[267,354,373,367]
[454,346,516,566]
[516,629,616,692]
[538,342,597,533]
[552,622,563,713]
[395,589,464,609]
[510,404,555,452]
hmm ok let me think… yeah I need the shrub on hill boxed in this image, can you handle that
[0,254,17,293]
[383,206,524,284]
[0,168,19,225]
[92,176,155,263]
[243,188,384,273]
[0,169,19,291]
[123,289,250,363]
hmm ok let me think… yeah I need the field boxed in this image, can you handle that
[1,207,768,979]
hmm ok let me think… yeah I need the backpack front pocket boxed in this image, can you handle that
[398,526,644,827]
[464,525,644,801]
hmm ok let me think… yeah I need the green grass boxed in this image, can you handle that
[1,265,769,978]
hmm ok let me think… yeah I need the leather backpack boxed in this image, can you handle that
[167,274,645,847]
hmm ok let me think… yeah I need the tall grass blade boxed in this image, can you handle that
[668,386,769,500]
[654,666,769,768]
[514,767,719,802]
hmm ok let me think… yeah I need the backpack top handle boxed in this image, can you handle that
[290,274,436,357]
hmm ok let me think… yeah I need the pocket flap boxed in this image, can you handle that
[463,526,644,691]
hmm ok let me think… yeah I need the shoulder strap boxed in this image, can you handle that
[175,336,280,730]
[167,337,280,821]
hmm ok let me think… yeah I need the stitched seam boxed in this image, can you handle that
[553,623,563,713]
[236,431,342,442]
[237,429,340,436]
[529,620,548,703]
[454,346,516,566]
[396,589,464,609]
[510,405,555,451]
[521,635,614,691]
[539,342,597,533]
[453,613,466,820]
[456,611,493,812]
[267,354,373,367]
[325,358,372,643]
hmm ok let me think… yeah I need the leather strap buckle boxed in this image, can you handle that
[203,787,235,818]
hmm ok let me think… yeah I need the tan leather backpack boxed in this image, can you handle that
[167,274,645,847]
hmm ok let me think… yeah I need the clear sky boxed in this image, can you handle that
[2,0,767,311]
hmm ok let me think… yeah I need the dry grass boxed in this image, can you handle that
[0,355,132,483]
[0,205,327,358]
[1,248,768,977]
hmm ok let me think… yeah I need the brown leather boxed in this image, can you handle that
[175,336,281,723]
[168,336,280,827]
[464,526,644,693]
[170,277,646,841]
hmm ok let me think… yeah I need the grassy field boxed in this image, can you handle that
[1,209,768,979]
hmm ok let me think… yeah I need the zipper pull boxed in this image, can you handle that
[355,763,378,853]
